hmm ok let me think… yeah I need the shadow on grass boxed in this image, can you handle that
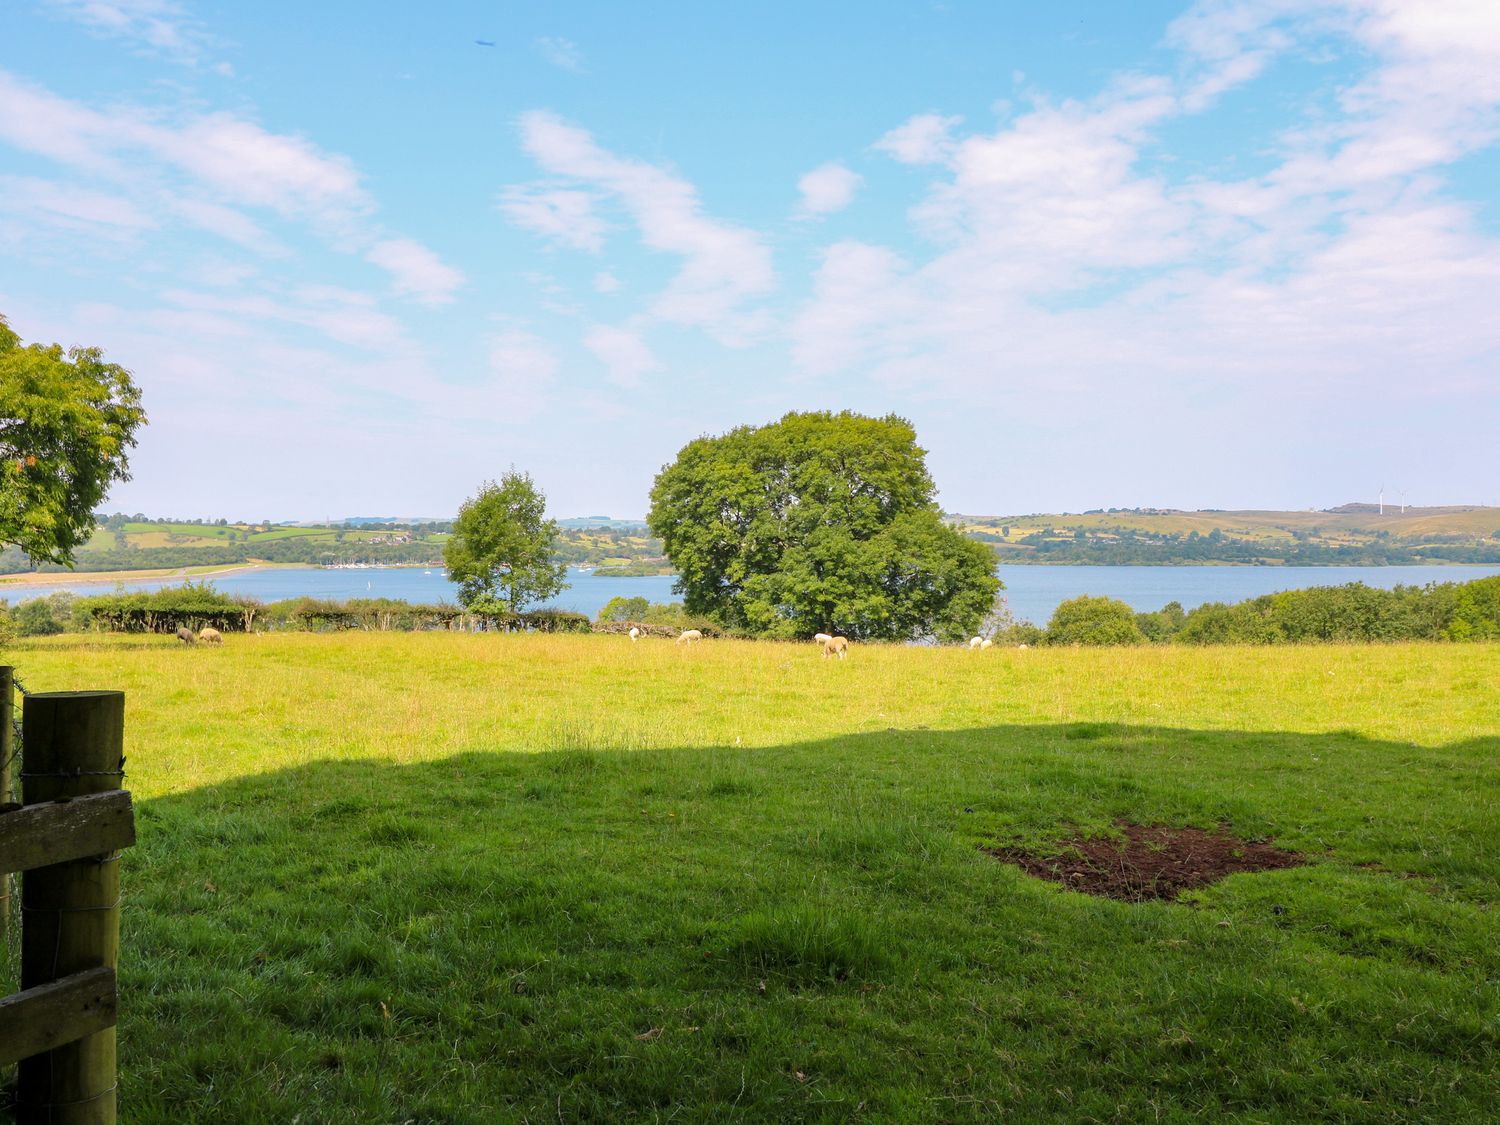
[119,722,1499,1122]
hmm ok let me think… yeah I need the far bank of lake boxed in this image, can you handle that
[6,563,1500,627]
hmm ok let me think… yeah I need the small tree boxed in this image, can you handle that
[444,471,567,614]
[0,314,146,565]
[1045,595,1146,646]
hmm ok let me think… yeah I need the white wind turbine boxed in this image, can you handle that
[1378,483,1384,516]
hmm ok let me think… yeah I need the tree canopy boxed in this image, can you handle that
[0,314,146,565]
[647,411,998,641]
[444,471,568,614]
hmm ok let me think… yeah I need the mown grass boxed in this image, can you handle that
[8,635,1500,1122]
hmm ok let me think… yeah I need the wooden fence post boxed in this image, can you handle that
[16,691,125,1125]
[0,666,14,945]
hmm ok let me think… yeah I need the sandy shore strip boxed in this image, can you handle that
[0,563,279,591]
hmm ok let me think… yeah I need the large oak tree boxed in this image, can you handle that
[648,411,998,641]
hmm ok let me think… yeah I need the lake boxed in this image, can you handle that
[6,563,1500,626]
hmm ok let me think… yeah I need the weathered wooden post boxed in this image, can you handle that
[17,691,125,1125]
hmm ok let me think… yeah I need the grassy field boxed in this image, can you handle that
[7,635,1499,1122]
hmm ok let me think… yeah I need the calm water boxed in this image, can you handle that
[6,563,1500,625]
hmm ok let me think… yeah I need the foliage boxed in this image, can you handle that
[1134,600,1186,643]
[70,582,255,633]
[596,596,700,628]
[0,315,147,565]
[12,591,73,635]
[1045,595,1147,646]
[1446,576,1500,640]
[444,472,568,613]
[648,411,999,641]
[597,595,650,623]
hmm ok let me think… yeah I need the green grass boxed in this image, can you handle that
[9,635,1499,1122]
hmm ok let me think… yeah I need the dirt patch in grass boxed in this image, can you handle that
[987,822,1303,902]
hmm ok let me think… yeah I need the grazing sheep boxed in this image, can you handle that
[628,627,640,642]
[980,637,993,650]
[813,632,833,645]
[175,626,196,645]
[1017,643,1029,651]
[968,636,983,649]
[199,627,223,645]
[676,629,703,645]
[822,636,849,659]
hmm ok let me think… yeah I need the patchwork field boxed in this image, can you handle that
[7,635,1499,1121]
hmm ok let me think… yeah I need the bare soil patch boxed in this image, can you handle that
[987,822,1303,902]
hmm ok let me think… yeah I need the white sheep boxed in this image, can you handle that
[980,637,993,650]
[1017,643,1029,651]
[968,636,983,649]
[628,627,640,642]
[822,636,849,659]
[676,629,703,645]
[813,632,833,644]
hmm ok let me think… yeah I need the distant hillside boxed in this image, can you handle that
[951,506,1500,565]
[556,516,650,530]
[1,517,668,576]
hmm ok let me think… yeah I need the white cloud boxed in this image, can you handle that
[795,162,862,217]
[513,111,775,343]
[794,0,1500,416]
[366,238,465,305]
[486,329,560,421]
[0,69,461,302]
[497,185,606,252]
[593,271,621,294]
[534,36,584,73]
[44,0,215,66]
[169,197,278,252]
[583,324,659,388]
[873,113,963,164]
[161,287,411,352]
[0,174,155,231]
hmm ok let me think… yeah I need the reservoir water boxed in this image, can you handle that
[6,563,1500,627]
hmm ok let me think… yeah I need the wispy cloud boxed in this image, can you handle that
[509,110,774,346]
[534,36,584,74]
[366,238,466,305]
[583,324,658,388]
[873,113,963,164]
[44,0,218,67]
[0,68,460,302]
[795,162,862,218]
[497,185,606,252]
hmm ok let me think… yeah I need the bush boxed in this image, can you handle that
[1446,576,1500,640]
[597,596,650,623]
[1135,600,1185,643]
[1045,595,1146,646]
[13,592,73,636]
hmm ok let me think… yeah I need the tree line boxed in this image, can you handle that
[1016,576,1500,647]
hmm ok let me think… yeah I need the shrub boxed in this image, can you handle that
[13,592,73,636]
[1446,576,1500,640]
[1045,596,1146,646]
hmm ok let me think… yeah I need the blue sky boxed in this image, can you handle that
[2,0,1498,520]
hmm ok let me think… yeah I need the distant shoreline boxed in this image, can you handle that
[0,563,279,591]
[5,558,1499,594]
